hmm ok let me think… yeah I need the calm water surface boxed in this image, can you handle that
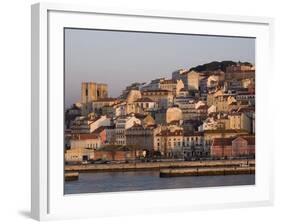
[64,171,255,194]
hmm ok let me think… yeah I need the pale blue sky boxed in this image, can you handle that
[65,28,255,108]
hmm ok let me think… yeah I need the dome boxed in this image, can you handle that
[166,107,183,124]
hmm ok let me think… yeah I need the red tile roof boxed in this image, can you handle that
[212,136,255,146]
[134,97,155,103]
[71,134,99,140]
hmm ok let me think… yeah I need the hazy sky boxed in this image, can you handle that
[65,28,255,108]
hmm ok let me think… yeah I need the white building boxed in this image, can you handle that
[208,105,217,114]
[133,97,158,111]
[70,115,111,134]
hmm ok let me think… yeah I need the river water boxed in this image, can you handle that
[64,171,255,194]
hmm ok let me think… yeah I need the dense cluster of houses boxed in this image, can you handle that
[65,62,255,163]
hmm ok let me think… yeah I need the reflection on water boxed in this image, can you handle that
[64,171,255,194]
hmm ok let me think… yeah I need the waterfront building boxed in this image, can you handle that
[126,124,156,153]
[65,148,95,162]
[70,133,102,150]
[154,129,184,158]
[211,136,255,158]
[183,131,210,159]
[204,129,249,145]
[93,146,144,162]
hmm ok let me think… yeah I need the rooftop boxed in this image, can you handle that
[134,97,155,103]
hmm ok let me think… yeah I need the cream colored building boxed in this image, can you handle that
[65,148,95,162]
[133,97,157,111]
[142,89,173,109]
[228,112,251,133]
[115,115,141,145]
[159,79,184,96]
[204,129,249,145]
[154,129,183,157]
[70,135,101,150]
[187,71,201,91]
[126,90,142,104]
[92,98,118,113]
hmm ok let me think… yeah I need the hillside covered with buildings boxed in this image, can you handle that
[64,61,255,164]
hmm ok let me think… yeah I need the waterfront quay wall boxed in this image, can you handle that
[65,159,255,173]
[159,167,255,177]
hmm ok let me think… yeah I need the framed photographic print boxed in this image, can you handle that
[31,2,274,221]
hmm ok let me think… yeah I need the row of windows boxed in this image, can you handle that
[144,92,168,96]
[157,142,205,147]
[85,143,99,149]
[157,137,203,142]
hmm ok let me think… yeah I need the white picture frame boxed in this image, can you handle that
[31,2,274,221]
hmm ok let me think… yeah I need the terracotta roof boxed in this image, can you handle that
[160,79,177,84]
[142,89,171,93]
[156,130,183,137]
[212,136,255,146]
[197,105,208,110]
[184,131,204,137]
[92,126,106,134]
[205,129,248,134]
[71,134,99,140]
[237,107,255,113]
[229,101,237,105]
[134,97,155,103]
[179,88,189,92]
[212,137,235,146]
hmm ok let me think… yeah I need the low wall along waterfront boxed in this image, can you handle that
[65,159,255,173]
